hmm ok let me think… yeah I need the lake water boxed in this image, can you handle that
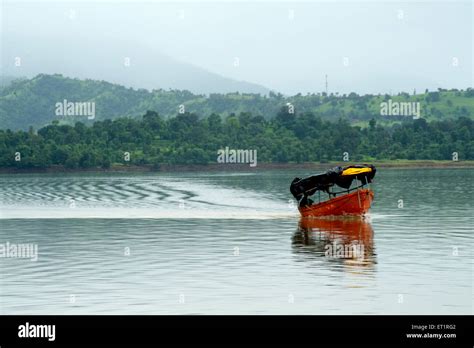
[0,168,472,314]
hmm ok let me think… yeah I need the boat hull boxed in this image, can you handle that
[299,189,374,217]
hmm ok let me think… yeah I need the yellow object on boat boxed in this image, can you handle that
[341,167,373,176]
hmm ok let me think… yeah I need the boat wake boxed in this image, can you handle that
[0,174,298,219]
[0,207,298,220]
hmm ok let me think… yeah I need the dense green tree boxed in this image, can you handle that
[0,110,472,169]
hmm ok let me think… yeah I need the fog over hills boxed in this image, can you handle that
[1,34,270,95]
[1,1,471,96]
[0,1,472,131]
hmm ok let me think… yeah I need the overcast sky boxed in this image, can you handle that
[2,0,472,95]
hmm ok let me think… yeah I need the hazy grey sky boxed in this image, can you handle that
[2,0,472,95]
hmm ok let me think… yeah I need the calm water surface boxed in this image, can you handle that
[0,168,472,314]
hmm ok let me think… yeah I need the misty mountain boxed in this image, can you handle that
[1,35,270,95]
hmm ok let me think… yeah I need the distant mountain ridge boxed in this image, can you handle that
[1,34,270,95]
[0,74,473,131]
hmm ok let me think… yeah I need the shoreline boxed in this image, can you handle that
[1,160,473,174]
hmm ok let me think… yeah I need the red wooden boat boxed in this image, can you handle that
[299,188,374,217]
[290,164,376,218]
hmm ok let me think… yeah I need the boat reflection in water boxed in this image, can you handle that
[292,217,376,270]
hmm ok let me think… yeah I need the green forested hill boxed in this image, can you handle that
[1,74,473,131]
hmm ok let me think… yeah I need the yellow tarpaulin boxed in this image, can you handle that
[341,167,373,176]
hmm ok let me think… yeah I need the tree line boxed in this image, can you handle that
[1,109,472,169]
